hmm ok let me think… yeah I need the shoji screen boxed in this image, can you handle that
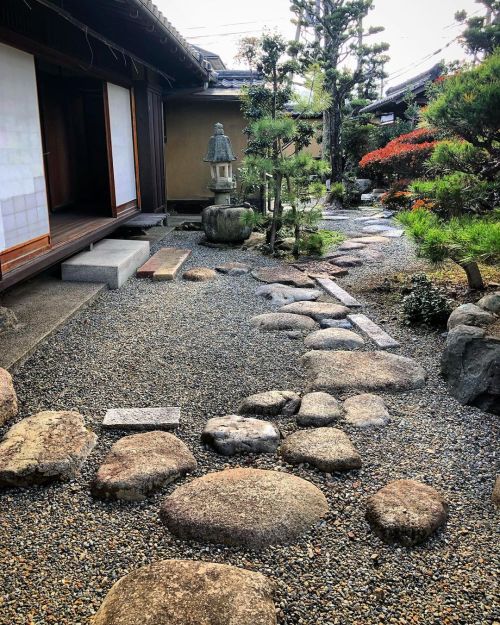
[0,43,49,252]
[106,83,137,210]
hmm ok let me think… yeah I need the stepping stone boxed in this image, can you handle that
[297,392,343,426]
[183,267,217,281]
[447,303,495,330]
[348,313,400,349]
[355,248,385,262]
[366,480,449,546]
[281,428,362,472]
[362,225,394,234]
[0,368,17,426]
[0,411,96,488]
[337,241,366,251]
[278,301,349,321]
[201,415,280,455]
[160,468,328,548]
[92,432,197,501]
[255,283,322,306]
[250,312,316,332]
[151,247,192,280]
[362,219,394,227]
[92,560,276,625]
[301,351,426,393]
[62,239,150,289]
[320,318,353,330]
[344,393,389,427]
[322,215,350,221]
[252,267,315,288]
[125,212,167,228]
[331,255,363,268]
[239,390,301,417]
[315,278,363,308]
[381,229,404,238]
[137,247,190,279]
[350,236,391,245]
[292,260,348,279]
[215,262,252,275]
[102,407,180,431]
[305,328,365,350]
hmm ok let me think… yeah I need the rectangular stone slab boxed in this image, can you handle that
[315,278,362,308]
[151,248,191,281]
[137,248,187,278]
[125,213,167,228]
[103,407,180,430]
[348,313,400,349]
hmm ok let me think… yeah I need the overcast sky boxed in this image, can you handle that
[158,0,479,89]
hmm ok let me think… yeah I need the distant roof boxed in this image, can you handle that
[360,63,442,114]
[193,46,227,71]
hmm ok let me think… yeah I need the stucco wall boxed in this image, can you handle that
[164,98,322,203]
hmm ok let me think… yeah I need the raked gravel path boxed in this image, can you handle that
[0,220,499,625]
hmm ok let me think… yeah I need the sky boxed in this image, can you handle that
[157,0,480,90]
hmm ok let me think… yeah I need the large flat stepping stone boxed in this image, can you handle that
[136,247,191,280]
[92,432,197,501]
[215,262,252,275]
[337,241,366,251]
[183,267,217,281]
[160,468,328,548]
[103,407,180,431]
[381,229,404,238]
[62,239,150,289]
[201,415,279,455]
[279,301,349,321]
[281,428,362,472]
[252,267,315,288]
[125,212,167,228]
[362,225,397,234]
[250,312,316,332]
[92,560,276,625]
[0,368,17,426]
[320,318,353,329]
[292,260,348,279]
[331,255,363,268]
[355,247,385,262]
[0,411,96,488]
[351,236,391,245]
[348,313,400,349]
[255,283,321,306]
[315,278,363,308]
[305,328,365,350]
[301,351,426,393]
[297,392,343,426]
[239,390,301,417]
[366,480,449,546]
[344,393,389,427]
[151,248,192,281]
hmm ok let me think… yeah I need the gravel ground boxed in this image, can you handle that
[1,218,499,625]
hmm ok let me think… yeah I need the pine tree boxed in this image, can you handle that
[455,1,500,58]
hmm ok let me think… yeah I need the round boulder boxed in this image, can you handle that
[297,391,343,426]
[365,479,449,546]
[92,432,197,501]
[278,301,349,321]
[281,428,361,473]
[0,411,96,487]
[0,367,18,427]
[251,312,316,332]
[477,291,500,315]
[238,390,301,417]
[447,303,494,330]
[201,415,280,456]
[183,267,217,282]
[304,328,365,350]
[92,560,276,625]
[160,468,328,548]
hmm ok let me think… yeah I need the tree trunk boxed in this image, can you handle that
[329,100,343,183]
[268,173,282,252]
[460,261,485,290]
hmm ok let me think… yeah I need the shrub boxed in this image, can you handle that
[402,273,452,327]
[300,229,345,256]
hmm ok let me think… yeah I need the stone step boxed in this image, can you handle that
[61,239,150,289]
[348,313,400,349]
[125,212,167,228]
[315,278,363,308]
[102,407,180,430]
[137,247,191,280]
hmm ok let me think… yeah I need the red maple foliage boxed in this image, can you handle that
[359,128,439,178]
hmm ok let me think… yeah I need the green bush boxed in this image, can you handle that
[300,229,345,256]
[402,274,452,327]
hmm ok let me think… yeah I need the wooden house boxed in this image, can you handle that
[0,0,211,291]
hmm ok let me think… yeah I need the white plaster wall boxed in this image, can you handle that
[106,83,137,207]
[0,43,49,252]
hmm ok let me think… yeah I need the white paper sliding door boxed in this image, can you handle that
[105,83,137,213]
[0,43,49,253]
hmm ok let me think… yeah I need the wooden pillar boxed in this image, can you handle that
[133,81,166,213]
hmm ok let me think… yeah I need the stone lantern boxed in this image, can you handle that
[204,122,237,205]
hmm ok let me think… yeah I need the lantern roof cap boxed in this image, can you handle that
[204,123,237,162]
